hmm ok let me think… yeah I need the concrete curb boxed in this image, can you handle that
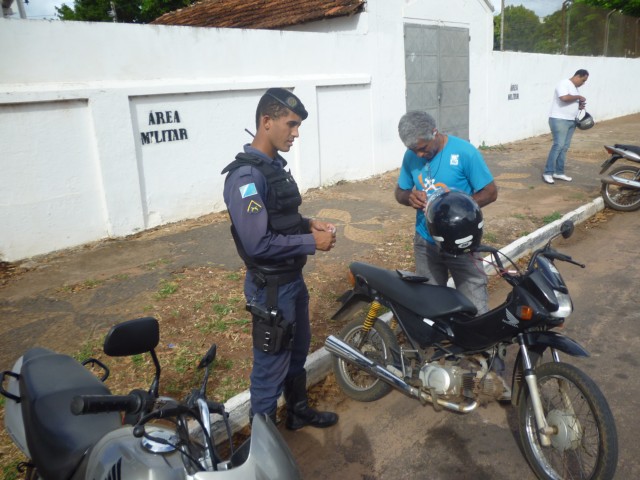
[479,196,604,277]
[212,196,605,439]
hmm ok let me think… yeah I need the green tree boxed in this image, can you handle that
[56,0,139,22]
[535,9,564,54]
[56,0,192,23]
[139,0,192,23]
[574,0,640,17]
[534,4,606,55]
[574,1,640,56]
[566,5,609,55]
[494,5,542,52]
[559,3,637,57]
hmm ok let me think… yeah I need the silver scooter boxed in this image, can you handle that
[1,317,301,479]
[600,144,640,211]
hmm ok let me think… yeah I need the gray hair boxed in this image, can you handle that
[398,111,437,149]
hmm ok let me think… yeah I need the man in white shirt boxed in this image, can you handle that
[542,69,589,184]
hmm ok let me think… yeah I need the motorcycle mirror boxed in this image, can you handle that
[197,344,217,396]
[198,344,217,370]
[103,317,160,357]
[560,220,575,239]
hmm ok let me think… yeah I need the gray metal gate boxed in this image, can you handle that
[404,24,470,140]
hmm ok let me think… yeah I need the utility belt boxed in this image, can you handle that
[246,262,304,355]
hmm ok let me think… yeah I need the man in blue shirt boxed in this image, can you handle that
[222,88,338,430]
[394,111,498,314]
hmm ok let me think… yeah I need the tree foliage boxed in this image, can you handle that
[574,0,640,17]
[493,5,542,51]
[56,0,193,23]
[494,1,640,57]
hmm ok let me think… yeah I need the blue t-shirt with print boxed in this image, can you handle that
[397,135,493,243]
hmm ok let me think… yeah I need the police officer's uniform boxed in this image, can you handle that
[221,88,337,430]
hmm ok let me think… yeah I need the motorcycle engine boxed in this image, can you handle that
[419,364,464,396]
[419,359,505,401]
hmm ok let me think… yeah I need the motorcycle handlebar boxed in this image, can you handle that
[543,250,586,268]
[71,393,144,416]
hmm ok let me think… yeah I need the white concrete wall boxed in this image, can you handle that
[0,16,390,261]
[1,0,639,262]
[482,52,640,145]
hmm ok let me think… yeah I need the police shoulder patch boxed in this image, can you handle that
[239,183,257,198]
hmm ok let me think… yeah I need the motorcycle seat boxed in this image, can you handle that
[350,262,478,317]
[19,348,122,480]
[614,144,640,156]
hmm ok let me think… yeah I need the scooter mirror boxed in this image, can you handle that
[198,344,217,370]
[560,220,574,239]
[103,317,160,357]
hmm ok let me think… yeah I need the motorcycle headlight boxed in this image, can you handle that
[550,290,572,318]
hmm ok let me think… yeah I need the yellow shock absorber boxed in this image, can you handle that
[389,317,398,331]
[362,301,382,333]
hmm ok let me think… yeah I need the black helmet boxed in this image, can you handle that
[575,111,594,130]
[426,190,483,255]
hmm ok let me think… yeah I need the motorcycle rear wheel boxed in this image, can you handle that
[332,317,398,402]
[518,362,618,480]
[601,165,640,211]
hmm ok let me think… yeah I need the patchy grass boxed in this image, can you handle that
[478,142,507,151]
[144,258,171,270]
[1,460,20,480]
[72,338,102,363]
[542,211,563,224]
[59,278,105,293]
[156,280,179,299]
[483,231,499,244]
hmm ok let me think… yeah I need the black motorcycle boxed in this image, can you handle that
[600,143,640,211]
[326,220,617,480]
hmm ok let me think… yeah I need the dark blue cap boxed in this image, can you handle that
[263,88,308,120]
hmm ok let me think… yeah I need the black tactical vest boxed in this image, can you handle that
[222,152,307,270]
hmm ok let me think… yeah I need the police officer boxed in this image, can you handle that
[221,88,339,430]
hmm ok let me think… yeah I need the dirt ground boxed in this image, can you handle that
[1,113,639,473]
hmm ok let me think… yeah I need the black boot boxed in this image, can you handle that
[284,370,338,430]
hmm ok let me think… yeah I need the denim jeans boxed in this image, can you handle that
[414,234,489,314]
[544,117,576,175]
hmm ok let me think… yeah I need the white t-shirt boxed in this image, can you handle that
[549,78,580,120]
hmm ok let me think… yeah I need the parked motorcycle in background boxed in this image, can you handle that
[600,144,640,211]
[1,317,301,479]
[326,220,618,480]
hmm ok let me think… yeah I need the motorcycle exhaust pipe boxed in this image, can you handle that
[601,175,640,189]
[325,335,477,413]
[325,335,421,398]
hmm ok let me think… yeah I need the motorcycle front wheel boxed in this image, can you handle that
[601,165,640,211]
[518,362,618,480]
[332,316,398,402]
